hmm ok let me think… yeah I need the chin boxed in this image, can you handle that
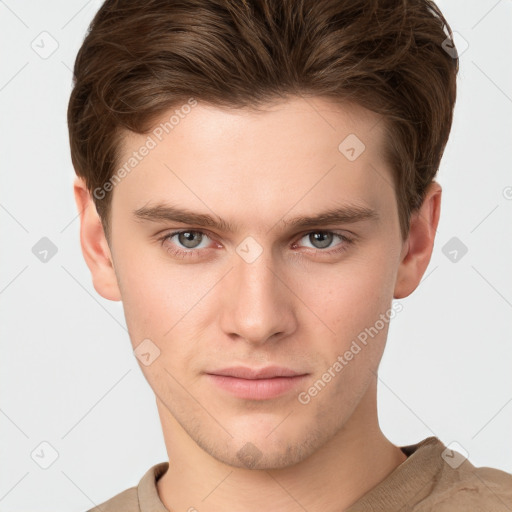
[195,421,327,471]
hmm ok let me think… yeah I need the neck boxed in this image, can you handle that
[156,380,407,512]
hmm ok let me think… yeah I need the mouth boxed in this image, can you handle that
[205,366,309,400]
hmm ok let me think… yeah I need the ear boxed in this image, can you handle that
[73,176,122,302]
[394,181,442,299]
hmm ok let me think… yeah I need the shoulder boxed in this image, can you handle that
[417,458,512,511]
[86,486,139,512]
[83,462,169,512]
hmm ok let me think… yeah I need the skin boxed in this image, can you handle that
[74,96,441,512]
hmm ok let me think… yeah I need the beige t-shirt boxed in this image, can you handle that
[87,437,512,511]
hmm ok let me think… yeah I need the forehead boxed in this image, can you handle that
[119,95,386,163]
[112,96,395,228]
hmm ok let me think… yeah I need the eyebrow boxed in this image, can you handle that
[132,202,379,232]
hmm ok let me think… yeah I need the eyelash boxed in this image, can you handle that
[157,229,355,259]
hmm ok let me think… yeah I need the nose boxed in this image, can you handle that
[218,248,298,346]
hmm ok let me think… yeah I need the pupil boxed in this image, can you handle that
[311,232,332,249]
[180,231,201,248]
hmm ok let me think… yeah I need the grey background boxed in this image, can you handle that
[1,0,511,510]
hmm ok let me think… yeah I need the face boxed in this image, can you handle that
[106,96,406,469]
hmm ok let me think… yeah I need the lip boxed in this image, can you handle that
[207,365,304,379]
[205,366,309,400]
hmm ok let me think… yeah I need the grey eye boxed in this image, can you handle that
[177,231,203,249]
[307,232,334,249]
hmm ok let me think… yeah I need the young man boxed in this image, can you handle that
[68,0,512,510]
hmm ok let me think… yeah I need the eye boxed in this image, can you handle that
[158,229,354,260]
[296,231,352,252]
[300,231,336,249]
[162,230,211,250]
[158,230,216,259]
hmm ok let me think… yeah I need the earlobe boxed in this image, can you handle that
[393,181,442,299]
[73,177,122,302]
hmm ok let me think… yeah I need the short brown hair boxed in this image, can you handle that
[67,0,458,242]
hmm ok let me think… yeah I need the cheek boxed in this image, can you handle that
[299,254,395,339]
[116,251,222,373]
[118,267,171,343]
[114,240,186,321]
